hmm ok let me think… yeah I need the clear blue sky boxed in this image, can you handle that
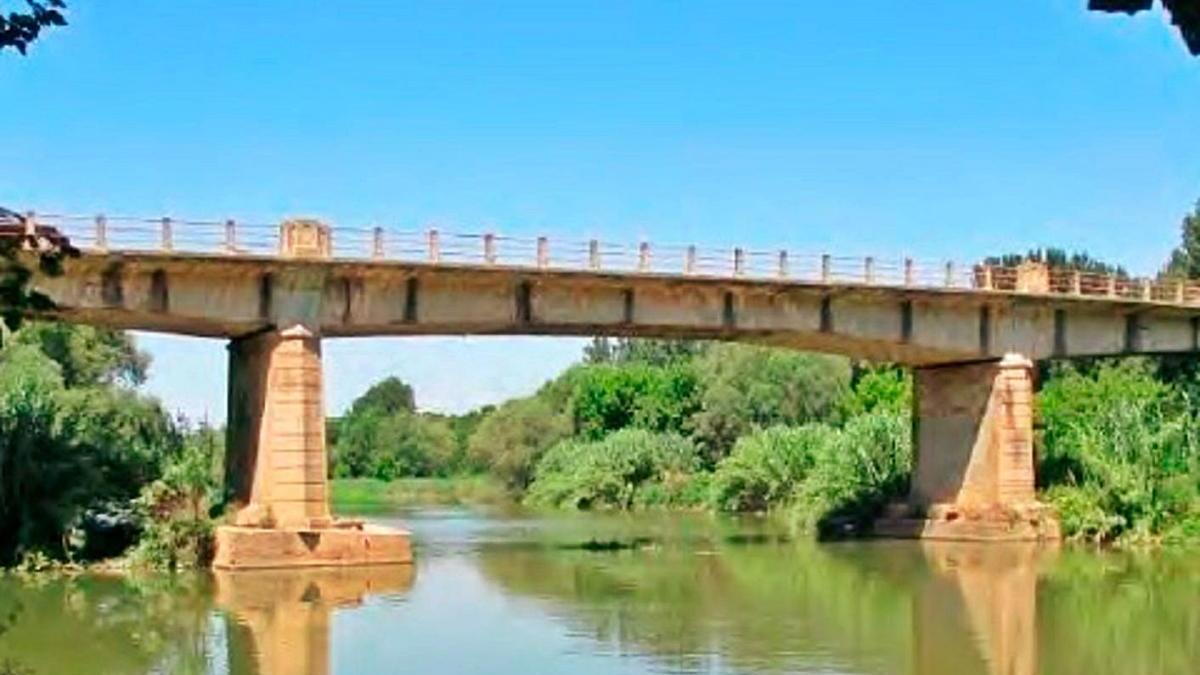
[2,1,1198,420]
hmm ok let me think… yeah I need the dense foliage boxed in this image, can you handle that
[0,324,190,567]
[525,429,706,510]
[1039,359,1200,544]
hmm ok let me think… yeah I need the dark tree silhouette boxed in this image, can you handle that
[1090,0,1200,55]
[0,0,66,54]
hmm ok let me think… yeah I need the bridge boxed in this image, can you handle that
[11,211,1200,567]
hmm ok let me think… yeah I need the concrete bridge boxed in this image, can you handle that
[13,212,1200,567]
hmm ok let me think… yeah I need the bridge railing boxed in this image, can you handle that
[23,211,1200,307]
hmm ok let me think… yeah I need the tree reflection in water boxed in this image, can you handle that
[476,523,1199,675]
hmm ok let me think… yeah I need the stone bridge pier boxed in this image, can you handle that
[212,220,412,569]
[877,354,1060,541]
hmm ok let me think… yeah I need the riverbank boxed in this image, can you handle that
[331,476,510,511]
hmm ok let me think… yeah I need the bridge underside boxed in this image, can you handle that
[25,232,1200,564]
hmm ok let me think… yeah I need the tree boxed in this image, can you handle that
[1166,200,1200,279]
[467,397,571,490]
[583,337,704,366]
[0,1,66,55]
[12,323,149,387]
[1090,1,1200,55]
[334,408,455,479]
[690,345,851,463]
[0,324,177,566]
[570,362,701,440]
[348,376,415,417]
[983,247,1125,276]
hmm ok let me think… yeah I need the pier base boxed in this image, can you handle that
[213,523,412,570]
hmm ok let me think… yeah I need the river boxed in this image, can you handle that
[0,507,1196,674]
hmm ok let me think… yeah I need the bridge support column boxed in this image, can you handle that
[876,354,1060,541]
[213,325,412,569]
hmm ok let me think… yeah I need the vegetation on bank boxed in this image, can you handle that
[0,324,221,570]
[332,476,508,510]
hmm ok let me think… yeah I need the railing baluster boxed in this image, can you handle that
[428,229,440,263]
[638,242,651,272]
[904,258,915,286]
[733,247,745,277]
[161,217,173,252]
[372,227,384,259]
[484,233,497,265]
[944,261,954,288]
[224,218,237,252]
[95,214,108,252]
[864,256,875,285]
[685,245,696,275]
[588,239,600,270]
[821,254,831,283]
[777,250,788,278]
[537,236,549,268]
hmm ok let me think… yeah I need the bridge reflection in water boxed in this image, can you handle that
[215,565,415,675]
[476,537,1058,675]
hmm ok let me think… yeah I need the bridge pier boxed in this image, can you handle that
[213,325,413,568]
[213,218,412,569]
[876,354,1060,541]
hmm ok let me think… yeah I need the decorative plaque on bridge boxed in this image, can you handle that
[279,218,332,259]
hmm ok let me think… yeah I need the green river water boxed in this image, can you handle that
[0,507,1197,674]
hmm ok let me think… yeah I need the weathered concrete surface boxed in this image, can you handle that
[212,524,413,569]
[215,564,414,675]
[226,326,330,529]
[26,251,1200,366]
[877,355,1060,541]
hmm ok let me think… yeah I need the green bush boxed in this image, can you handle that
[129,428,222,570]
[709,426,830,512]
[526,429,703,510]
[790,411,912,533]
[710,411,911,532]
[1038,359,1200,544]
[569,362,701,440]
[0,339,181,566]
[839,364,911,418]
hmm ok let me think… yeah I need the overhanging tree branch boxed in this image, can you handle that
[1090,0,1200,55]
[0,0,67,55]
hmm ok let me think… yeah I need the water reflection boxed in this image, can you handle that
[1,510,1197,674]
[471,513,1197,675]
[215,565,415,675]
